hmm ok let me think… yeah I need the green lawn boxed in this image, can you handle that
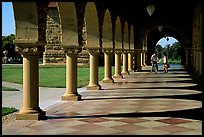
[2,107,18,116]
[2,86,19,91]
[2,64,115,116]
[2,64,115,88]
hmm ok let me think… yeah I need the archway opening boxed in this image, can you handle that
[146,26,184,66]
[156,36,181,64]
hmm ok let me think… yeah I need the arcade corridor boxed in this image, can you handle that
[2,64,202,135]
[2,0,202,135]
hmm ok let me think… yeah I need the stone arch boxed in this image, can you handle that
[58,2,78,48]
[146,25,186,65]
[129,25,134,50]
[102,9,113,49]
[128,24,135,72]
[13,2,48,47]
[84,2,100,49]
[136,15,191,49]
[135,15,192,66]
[114,16,122,50]
[123,21,129,50]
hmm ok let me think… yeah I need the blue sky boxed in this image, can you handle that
[156,37,178,47]
[2,2,15,36]
[2,2,177,47]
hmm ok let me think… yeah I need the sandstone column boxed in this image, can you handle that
[141,51,144,67]
[184,48,189,69]
[142,51,146,66]
[62,48,81,101]
[198,48,202,75]
[87,49,102,90]
[102,49,114,83]
[113,50,123,78]
[128,51,133,72]
[121,51,130,75]
[135,49,142,71]
[15,46,46,120]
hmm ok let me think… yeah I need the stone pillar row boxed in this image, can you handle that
[14,45,139,120]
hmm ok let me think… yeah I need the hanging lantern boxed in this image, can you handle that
[147,5,155,16]
[158,26,163,32]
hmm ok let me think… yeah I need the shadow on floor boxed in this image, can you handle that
[81,93,202,101]
[46,107,202,121]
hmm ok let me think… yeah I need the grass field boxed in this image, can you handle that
[2,64,115,88]
[2,64,115,116]
[2,86,19,91]
[2,107,18,116]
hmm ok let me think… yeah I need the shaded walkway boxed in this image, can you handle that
[2,64,202,135]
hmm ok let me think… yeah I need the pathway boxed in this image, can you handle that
[2,64,202,135]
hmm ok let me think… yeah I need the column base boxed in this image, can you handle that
[128,69,134,72]
[102,78,114,83]
[87,84,102,90]
[121,71,130,75]
[15,111,46,120]
[112,74,123,79]
[62,94,81,101]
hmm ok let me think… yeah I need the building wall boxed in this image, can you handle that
[43,7,89,65]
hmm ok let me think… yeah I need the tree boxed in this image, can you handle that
[155,44,163,59]
[162,42,181,61]
[2,34,22,63]
[171,42,181,59]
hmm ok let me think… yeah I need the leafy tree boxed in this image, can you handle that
[171,42,181,59]
[155,44,163,59]
[162,42,181,61]
[2,34,22,63]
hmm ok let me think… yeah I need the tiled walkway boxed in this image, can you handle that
[2,64,202,135]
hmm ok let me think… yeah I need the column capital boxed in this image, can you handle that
[102,48,113,54]
[114,49,123,54]
[86,48,101,55]
[14,39,46,56]
[141,50,147,53]
[15,46,42,56]
[195,47,202,52]
[62,46,82,54]
[122,50,129,53]
[135,49,142,53]
[129,50,134,54]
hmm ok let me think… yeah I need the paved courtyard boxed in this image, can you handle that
[2,64,202,135]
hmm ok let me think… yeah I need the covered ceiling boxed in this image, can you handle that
[106,0,196,24]
[101,0,198,43]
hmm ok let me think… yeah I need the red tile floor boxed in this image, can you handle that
[2,65,202,135]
